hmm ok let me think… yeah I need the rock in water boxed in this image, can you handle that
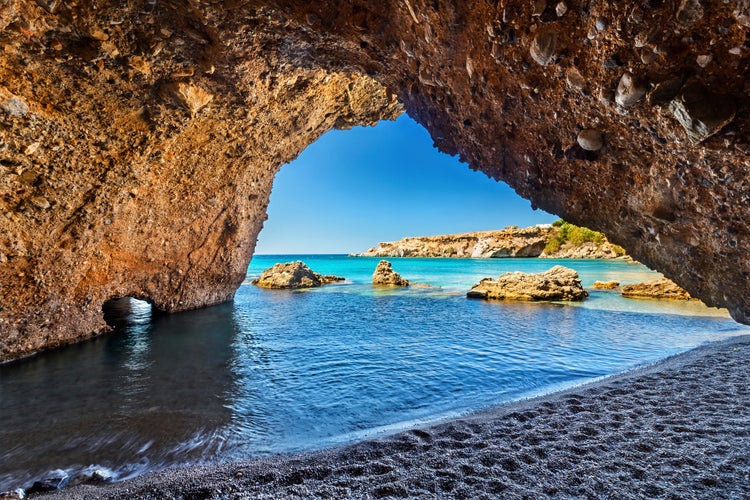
[467,265,588,301]
[593,280,620,290]
[252,261,344,289]
[372,260,409,286]
[27,469,68,493]
[621,278,692,300]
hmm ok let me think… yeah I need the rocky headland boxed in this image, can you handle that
[252,261,344,289]
[359,223,626,260]
[467,265,588,302]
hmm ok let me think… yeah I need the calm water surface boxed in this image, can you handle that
[1,256,747,490]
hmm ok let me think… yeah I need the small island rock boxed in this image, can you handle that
[593,280,620,290]
[252,261,344,289]
[467,265,588,302]
[372,260,409,286]
[621,278,692,300]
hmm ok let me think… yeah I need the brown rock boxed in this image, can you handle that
[621,278,692,300]
[529,28,557,66]
[372,260,409,287]
[668,82,736,144]
[467,265,588,302]
[252,261,344,289]
[577,129,603,151]
[615,72,646,107]
[0,1,749,361]
[592,280,620,290]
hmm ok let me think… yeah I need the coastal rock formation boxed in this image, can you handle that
[467,266,588,302]
[372,260,409,287]
[359,225,625,260]
[1,1,749,360]
[541,242,626,260]
[252,261,344,289]
[593,281,620,290]
[622,278,693,301]
[360,227,551,258]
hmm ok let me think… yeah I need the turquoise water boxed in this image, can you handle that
[1,256,747,491]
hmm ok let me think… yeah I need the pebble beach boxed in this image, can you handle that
[45,334,750,499]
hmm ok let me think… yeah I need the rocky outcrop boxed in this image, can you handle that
[541,242,627,260]
[0,1,749,360]
[593,281,620,290]
[622,278,693,301]
[359,225,626,260]
[252,261,344,289]
[360,227,552,258]
[467,266,588,302]
[372,260,409,287]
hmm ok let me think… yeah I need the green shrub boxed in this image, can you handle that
[545,220,610,253]
[544,238,562,254]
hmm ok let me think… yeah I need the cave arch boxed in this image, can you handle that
[0,0,748,361]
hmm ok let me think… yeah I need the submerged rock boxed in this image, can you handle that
[26,469,68,493]
[593,280,620,290]
[467,265,588,302]
[621,278,692,300]
[252,261,344,289]
[372,260,409,286]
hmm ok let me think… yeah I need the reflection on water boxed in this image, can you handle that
[2,256,749,491]
[1,299,237,489]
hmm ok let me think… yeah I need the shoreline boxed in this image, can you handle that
[43,334,750,499]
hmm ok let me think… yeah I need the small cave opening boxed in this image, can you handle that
[102,297,154,329]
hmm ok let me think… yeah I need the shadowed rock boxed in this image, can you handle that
[467,265,588,302]
[372,260,409,287]
[253,261,344,289]
[669,82,736,144]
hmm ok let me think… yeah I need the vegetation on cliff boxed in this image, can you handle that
[543,220,626,257]
[359,222,627,259]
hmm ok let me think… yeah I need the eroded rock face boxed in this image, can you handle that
[252,261,344,289]
[467,266,588,302]
[0,1,749,360]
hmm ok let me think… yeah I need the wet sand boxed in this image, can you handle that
[45,335,749,499]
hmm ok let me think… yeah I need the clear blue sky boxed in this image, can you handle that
[255,115,557,254]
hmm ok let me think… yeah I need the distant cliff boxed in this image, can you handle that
[357,223,627,260]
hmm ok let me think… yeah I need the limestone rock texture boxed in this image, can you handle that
[622,278,693,300]
[372,260,409,287]
[467,265,588,302]
[360,227,552,258]
[0,1,749,360]
[252,261,344,289]
[359,225,624,259]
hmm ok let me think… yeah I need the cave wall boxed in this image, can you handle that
[1,0,748,361]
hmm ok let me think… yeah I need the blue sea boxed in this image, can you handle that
[1,255,748,491]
